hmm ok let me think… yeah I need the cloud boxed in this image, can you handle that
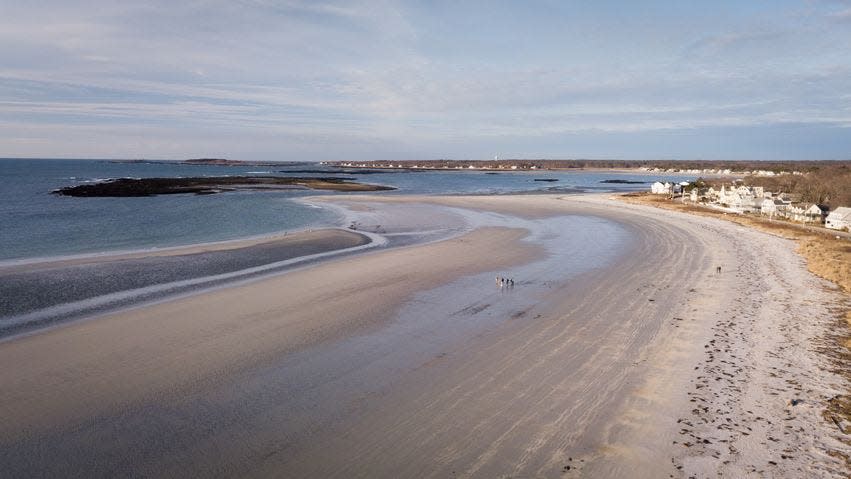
[1,0,851,160]
[828,7,851,20]
[682,30,788,59]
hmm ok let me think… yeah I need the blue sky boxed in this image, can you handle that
[1,0,850,161]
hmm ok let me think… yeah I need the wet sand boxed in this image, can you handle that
[0,229,372,337]
[1,194,847,477]
[0,225,540,446]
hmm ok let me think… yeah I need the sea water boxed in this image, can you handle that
[0,159,339,261]
[0,158,693,261]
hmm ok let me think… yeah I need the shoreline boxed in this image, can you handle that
[617,192,851,293]
[613,191,851,470]
[0,228,380,339]
[0,225,542,443]
[1,193,848,477]
[0,223,358,271]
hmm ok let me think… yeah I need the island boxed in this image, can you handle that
[181,158,301,166]
[600,179,646,184]
[52,176,395,197]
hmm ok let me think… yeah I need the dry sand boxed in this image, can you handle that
[567,196,850,478]
[1,194,848,478]
[0,226,540,440]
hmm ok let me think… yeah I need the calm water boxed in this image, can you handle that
[0,158,693,261]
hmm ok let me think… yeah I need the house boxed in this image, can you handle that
[761,198,788,217]
[735,185,752,197]
[732,196,761,213]
[705,187,721,202]
[715,185,752,212]
[787,204,804,220]
[806,204,829,223]
[788,204,829,223]
[717,185,731,205]
[651,181,672,194]
[826,207,851,231]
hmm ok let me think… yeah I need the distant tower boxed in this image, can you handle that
[494,155,499,161]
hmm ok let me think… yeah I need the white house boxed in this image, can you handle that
[651,181,672,194]
[788,204,828,223]
[733,196,761,213]
[826,207,851,231]
[717,185,731,204]
[735,186,752,197]
[761,198,788,217]
[706,187,719,202]
[804,204,829,223]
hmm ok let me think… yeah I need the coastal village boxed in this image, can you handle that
[649,180,851,232]
[327,160,542,170]
[324,159,851,233]
[325,159,851,233]
[325,160,806,176]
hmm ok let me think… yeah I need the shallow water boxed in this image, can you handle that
[0,158,692,260]
[0,230,379,338]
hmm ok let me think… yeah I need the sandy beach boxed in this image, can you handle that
[0,228,375,337]
[1,194,848,477]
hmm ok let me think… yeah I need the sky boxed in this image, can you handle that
[1,0,850,161]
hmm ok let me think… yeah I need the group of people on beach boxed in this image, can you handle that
[495,275,515,289]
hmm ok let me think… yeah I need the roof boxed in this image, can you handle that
[804,204,829,213]
[827,207,851,221]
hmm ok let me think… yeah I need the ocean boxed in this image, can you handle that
[0,158,694,261]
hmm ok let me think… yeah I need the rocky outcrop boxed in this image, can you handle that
[53,176,395,197]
